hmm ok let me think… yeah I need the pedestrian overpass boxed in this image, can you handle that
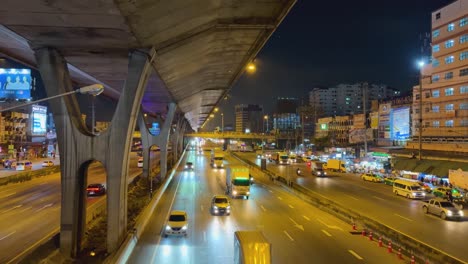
[186,131,276,140]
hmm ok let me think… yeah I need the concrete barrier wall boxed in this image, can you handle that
[231,152,466,264]
[0,166,60,186]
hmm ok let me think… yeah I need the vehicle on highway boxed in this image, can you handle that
[312,167,327,177]
[137,157,143,168]
[361,173,383,183]
[185,161,194,170]
[383,176,398,186]
[422,198,463,220]
[272,152,289,165]
[211,195,231,215]
[393,179,426,199]
[288,153,297,163]
[42,160,54,167]
[433,187,464,201]
[226,165,251,199]
[86,183,106,196]
[420,182,435,193]
[14,160,33,171]
[164,210,188,237]
[323,159,346,172]
[234,231,271,264]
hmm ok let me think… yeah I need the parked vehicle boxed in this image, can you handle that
[361,173,384,183]
[42,160,54,167]
[164,210,188,237]
[86,183,106,196]
[422,198,463,220]
[137,157,143,168]
[226,165,251,199]
[211,195,231,215]
[323,159,346,172]
[393,179,426,199]
[234,231,271,264]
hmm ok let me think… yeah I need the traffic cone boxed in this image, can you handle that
[387,241,392,253]
[368,231,373,241]
[378,237,383,247]
[411,256,415,264]
[398,248,402,260]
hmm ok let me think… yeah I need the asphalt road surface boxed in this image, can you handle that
[128,150,400,264]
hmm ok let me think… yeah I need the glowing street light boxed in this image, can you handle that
[214,107,219,112]
[246,62,256,73]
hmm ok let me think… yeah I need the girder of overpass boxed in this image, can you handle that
[186,131,276,140]
[0,0,296,260]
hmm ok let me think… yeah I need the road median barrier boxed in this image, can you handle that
[230,152,466,264]
[0,166,60,186]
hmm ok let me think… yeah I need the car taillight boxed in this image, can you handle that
[88,188,99,191]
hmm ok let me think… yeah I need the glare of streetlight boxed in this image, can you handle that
[246,62,256,73]
[210,114,215,118]
[214,107,219,112]
[264,115,268,120]
[78,84,104,96]
[417,60,425,68]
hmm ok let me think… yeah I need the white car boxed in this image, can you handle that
[164,210,188,237]
[42,160,54,167]
[137,158,143,168]
[14,161,32,171]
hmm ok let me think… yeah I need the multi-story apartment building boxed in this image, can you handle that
[235,104,263,133]
[408,0,468,153]
[309,83,400,117]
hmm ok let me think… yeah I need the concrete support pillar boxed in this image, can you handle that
[34,48,152,257]
[178,121,187,155]
[138,103,176,185]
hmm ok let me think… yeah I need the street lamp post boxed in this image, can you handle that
[264,115,269,133]
[418,61,424,161]
[221,113,224,133]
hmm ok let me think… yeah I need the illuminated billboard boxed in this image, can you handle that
[390,107,410,139]
[31,105,47,135]
[0,68,32,100]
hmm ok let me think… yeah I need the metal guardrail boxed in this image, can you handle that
[230,152,467,264]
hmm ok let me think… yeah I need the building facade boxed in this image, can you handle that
[235,104,263,133]
[408,0,468,153]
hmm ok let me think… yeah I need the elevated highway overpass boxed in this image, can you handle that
[186,131,276,140]
[0,0,296,261]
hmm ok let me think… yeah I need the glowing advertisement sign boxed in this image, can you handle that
[390,107,410,139]
[0,68,32,99]
[31,105,47,135]
[149,122,160,135]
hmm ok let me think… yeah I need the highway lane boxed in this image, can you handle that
[0,152,148,263]
[238,152,468,262]
[128,150,399,264]
[0,158,60,179]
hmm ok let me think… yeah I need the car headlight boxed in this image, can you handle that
[166,225,171,230]
[185,165,187,168]
[422,192,426,196]
[459,211,464,216]
[412,193,416,196]
[324,172,327,175]
[246,192,250,195]
[233,191,237,195]
[221,164,224,167]
[213,206,218,209]
[447,211,453,216]
[226,206,231,209]
[182,225,187,230]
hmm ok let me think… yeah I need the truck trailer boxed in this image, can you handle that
[234,231,271,264]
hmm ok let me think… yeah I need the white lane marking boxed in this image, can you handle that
[303,215,310,221]
[316,218,344,231]
[394,213,413,222]
[343,194,359,201]
[277,196,283,200]
[288,204,294,208]
[348,250,363,260]
[203,231,206,242]
[260,205,267,212]
[39,182,47,185]
[0,192,16,199]
[372,195,385,201]
[321,230,332,237]
[283,230,294,241]
[34,203,53,213]
[18,206,32,213]
[201,205,204,211]
[268,190,273,193]
[2,204,22,213]
[289,217,304,231]
[0,231,16,241]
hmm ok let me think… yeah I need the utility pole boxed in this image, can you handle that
[418,71,423,160]
[363,82,368,155]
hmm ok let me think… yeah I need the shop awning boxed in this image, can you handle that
[392,158,468,177]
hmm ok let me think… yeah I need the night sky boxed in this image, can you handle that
[217,0,455,127]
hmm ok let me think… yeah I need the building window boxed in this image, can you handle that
[445,72,453,79]
[425,121,430,127]
[461,34,468,44]
[415,94,420,100]
[445,56,454,64]
[445,104,454,111]
[425,92,431,98]
[445,87,454,96]
[432,75,440,82]
[433,121,440,127]
[432,45,440,53]
[445,39,454,48]
[436,12,441,19]
[432,90,440,98]
[461,86,468,94]
[445,120,454,127]
[460,68,468,76]
[448,23,455,31]
[461,17,468,27]
[433,29,440,38]
[461,51,468,61]
[432,59,439,67]
[432,105,440,112]
[461,119,468,127]
[460,103,468,110]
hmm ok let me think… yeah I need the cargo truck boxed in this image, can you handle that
[234,231,271,264]
[210,149,224,168]
[226,165,251,199]
[323,159,346,172]
[272,152,289,165]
